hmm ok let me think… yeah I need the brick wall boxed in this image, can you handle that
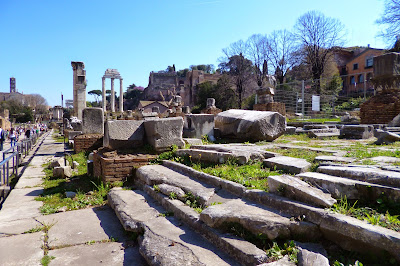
[93,151,156,183]
[74,134,103,153]
[360,90,400,124]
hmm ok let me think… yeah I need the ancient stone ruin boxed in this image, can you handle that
[102,68,123,113]
[71,61,87,120]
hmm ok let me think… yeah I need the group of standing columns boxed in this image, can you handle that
[102,69,123,113]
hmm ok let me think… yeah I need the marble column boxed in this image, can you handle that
[111,78,115,113]
[119,78,123,112]
[102,77,106,112]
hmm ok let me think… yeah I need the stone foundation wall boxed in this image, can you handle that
[360,90,400,124]
[253,102,286,116]
[74,134,103,153]
[93,151,156,183]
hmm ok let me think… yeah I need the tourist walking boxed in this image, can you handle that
[9,128,17,147]
[0,126,5,151]
[25,127,31,139]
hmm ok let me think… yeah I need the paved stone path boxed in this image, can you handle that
[0,131,146,266]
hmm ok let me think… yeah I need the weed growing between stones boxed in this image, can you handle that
[265,241,298,264]
[183,192,204,213]
[33,219,57,266]
[219,222,298,263]
[36,152,121,214]
[23,225,45,234]
[330,196,400,232]
[159,211,174,217]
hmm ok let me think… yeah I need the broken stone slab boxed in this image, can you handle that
[103,120,145,150]
[318,165,400,188]
[375,131,400,145]
[50,157,69,168]
[108,188,237,266]
[340,125,374,139]
[144,185,268,265]
[389,113,400,127]
[295,242,329,266]
[296,172,400,202]
[136,164,215,206]
[215,109,286,142]
[307,128,340,139]
[183,138,203,146]
[314,155,356,164]
[183,114,215,139]
[144,117,185,151]
[157,183,186,201]
[259,255,295,266]
[175,149,247,165]
[263,156,311,174]
[82,107,104,134]
[200,199,320,241]
[139,228,205,266]
[320,212,400,262]
[53,166,72,178]
[267,175,337,208]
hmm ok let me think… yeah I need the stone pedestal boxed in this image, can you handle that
[71,61,87,120]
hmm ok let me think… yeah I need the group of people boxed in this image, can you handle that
[0,123,48,151]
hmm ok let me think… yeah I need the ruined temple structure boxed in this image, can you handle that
[71,62,87,120]
[143,69,220,107]
[102,69,123,113]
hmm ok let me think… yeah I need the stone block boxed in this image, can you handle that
[308,128,340,138]
[183,138,203,146]
[183,114,215,139]
[285,126,296,135]
[82,108,104,134]
[53,166,73,178]
[87,160,93,176]
[340,125,374,139]
[67,131,82,141]
[215,109,286,142]
[144,117,185,151]
[103,120,145,150]
[263,156,311,174]
[375,131,400,144]
[267,175,337,207]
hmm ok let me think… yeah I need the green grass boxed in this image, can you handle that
[343,142,400,159]
[36,152,120,214]
[330,196,400,232]
[41,255,55,266]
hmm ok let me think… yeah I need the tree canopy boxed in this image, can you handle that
[377,0,400,44]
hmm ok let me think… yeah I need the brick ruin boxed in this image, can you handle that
[92,149,156,183]
[74,134,103,153]
[360,52,400,124]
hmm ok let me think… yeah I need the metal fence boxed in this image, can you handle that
[0,130,46,187]
[274,73,375,118]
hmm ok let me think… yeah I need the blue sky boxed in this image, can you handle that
[0,0,389,106]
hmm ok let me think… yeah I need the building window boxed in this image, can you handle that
[358,74,364,83]
[366,57,373,68]
[353,63,358,70]
[350,76,355,84]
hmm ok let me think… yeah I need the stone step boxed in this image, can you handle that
[314,155,356,164]
[191,144,278,160]
[318,165,400,188]
[143,185,269,265]
[297,172,400,202]
[200,198,321,241]
[108,188,238,266]
[175,148,243,164]
[267,175,337,207]
[136,164,216,206]
[263,156,311,174]
[161,160,400,262]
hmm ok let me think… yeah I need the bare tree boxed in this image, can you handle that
[294,11,345,93]
[219,53,254,108]
[377,0,400,43]
[245,34,269,87]
[266,30,298,84]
